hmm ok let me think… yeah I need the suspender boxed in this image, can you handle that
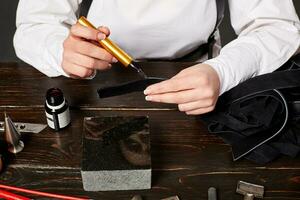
[79,0,93,18]
[79,0,226,60]
[208,0,225,59]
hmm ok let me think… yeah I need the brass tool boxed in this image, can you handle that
[78,16,147,78]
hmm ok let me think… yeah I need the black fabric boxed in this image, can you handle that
[201,54,300,164]
[98,77,166,98]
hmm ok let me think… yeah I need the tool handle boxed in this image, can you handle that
[78,16,133,67]
[208,187,217,200]
[244,194,254,200]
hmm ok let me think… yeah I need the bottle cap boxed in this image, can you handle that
[46,88,64,106]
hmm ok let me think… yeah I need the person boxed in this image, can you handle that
[14,0,300,115]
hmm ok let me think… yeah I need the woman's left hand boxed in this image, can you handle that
[144,64,220,115]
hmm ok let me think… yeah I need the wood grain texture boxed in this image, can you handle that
[0,62,194,109]
[0,63,299,199]
[0,109,299,199]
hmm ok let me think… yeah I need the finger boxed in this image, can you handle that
[62,61,94,78]
[73,40,116,63]
[98,26,110,36]
[178,99,216,112]
[145,89,204,104]
[71,23,106,41]
[185,106,215,115]
[65,51,112,70]
[144,77,194,95]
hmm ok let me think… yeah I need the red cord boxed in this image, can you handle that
[0,189,30,200]
[0,185,88,200]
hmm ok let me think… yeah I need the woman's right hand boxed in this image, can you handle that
[62,23,118,78]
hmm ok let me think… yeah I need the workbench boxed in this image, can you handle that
[0,62,299,199]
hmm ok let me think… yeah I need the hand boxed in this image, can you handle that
[144,64,220,115]
[62,23,118,78]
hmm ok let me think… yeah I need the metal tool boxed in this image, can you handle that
[208,187,217,200]
[0,121,47,134]
[161,196,180,200]
[131,195,143,200]
[78,16,147,79]
[236,181,264,200]
[3,113,24,154]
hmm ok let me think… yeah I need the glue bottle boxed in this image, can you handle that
[45,88,71,131]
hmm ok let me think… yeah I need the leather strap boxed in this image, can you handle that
[97,77,166,98]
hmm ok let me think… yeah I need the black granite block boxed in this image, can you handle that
[81,116,151,191]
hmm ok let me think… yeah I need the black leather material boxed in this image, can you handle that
[97,77,166,98]
[202,54,300,163]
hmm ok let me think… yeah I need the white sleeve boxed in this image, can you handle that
[14,0,82,77]
[204,0,300,95]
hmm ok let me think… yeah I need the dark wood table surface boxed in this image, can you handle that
[0,62,299,200]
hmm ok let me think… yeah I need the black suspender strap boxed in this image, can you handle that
[175,0,226,61]
[79,0,93,17]
[212,0,226,40]
[208,0,225,59]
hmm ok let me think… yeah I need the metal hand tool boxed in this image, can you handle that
[78,16,147,79]
[3,113,24,154]
[236,181,264,200]
[161,196,180,200]
[0,121,47,134]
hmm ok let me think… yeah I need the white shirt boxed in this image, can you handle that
[14,0,300,94]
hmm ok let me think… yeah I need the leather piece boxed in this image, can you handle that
[98,77,166,98]
[202,54,300,163]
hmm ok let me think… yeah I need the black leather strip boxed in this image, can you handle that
[98,77,166,98]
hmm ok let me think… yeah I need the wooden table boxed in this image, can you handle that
[0,62,299,200]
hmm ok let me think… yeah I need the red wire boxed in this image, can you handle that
[0,185,89,200]
[0,189,30,200]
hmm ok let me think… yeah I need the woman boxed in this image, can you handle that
[14,0,300,115]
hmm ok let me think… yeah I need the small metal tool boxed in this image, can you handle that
[236,181,264,200]
[161,196,180,200]
[208,187,217,200]
[3,113,24,154]
[131,195,143,200]
[78,16,147,79]
[0,121,46,134]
